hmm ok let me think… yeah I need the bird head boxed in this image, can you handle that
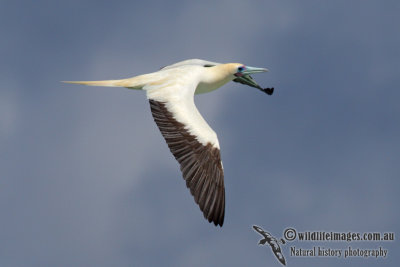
[198,62,273,95]
[232,64,269,77]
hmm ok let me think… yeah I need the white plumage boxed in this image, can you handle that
[64,59,273,226]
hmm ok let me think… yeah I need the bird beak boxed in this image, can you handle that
[242,66,269,75]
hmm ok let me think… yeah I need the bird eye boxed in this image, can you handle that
[238,66,245,72]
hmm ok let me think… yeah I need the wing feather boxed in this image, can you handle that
[149,99,225,226]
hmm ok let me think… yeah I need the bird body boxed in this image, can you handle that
[64,59,273,226]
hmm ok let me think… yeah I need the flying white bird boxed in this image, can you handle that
[63,59,273,227]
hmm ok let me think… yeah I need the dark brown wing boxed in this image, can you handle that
[149,99,225,226]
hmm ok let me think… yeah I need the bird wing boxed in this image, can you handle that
[269,241,286,266]
[253,225,268,237]
[146,71,225,226]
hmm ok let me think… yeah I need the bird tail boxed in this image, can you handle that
[62,78,139,88]
[62,72,159,90]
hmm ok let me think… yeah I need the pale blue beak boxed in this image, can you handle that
[242,66,269,75]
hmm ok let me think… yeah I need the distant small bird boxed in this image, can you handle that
[63,59,273,226]
[252,225,286,265]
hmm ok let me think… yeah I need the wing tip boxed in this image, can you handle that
[212,217,224,227]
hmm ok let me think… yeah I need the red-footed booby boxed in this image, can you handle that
[63,59,273,227]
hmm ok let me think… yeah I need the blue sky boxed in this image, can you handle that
[1,1,399,266]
